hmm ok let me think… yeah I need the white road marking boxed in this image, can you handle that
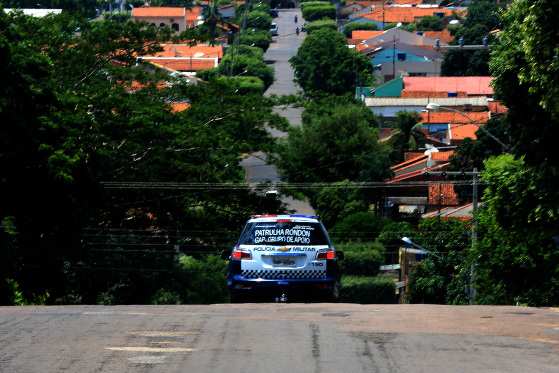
[128,355,167,364]
[106,347,194,353]
[129,331,198,337]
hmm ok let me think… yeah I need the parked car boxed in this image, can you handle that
[226,214,343,302]
[270,22,279,36]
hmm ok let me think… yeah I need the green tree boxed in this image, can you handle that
[0,11,285,304]
[449,115,510,171]
[472,155,559,306]
[387,111,420,163]
[246,10,272,30]
[416,16,444,31]
[290,28,373,95]
[276,97,391,224]
[407,219,471,304]
[441,0,501,76]
[277,96,391,183]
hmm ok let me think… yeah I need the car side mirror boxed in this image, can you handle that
[336,251,344,261]
[221,249,231,260]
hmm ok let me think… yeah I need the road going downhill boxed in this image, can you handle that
[1,304,558,372]
[240,9,314,214]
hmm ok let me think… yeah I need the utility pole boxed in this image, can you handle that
[424,169,481,304]
[470,167,478,304]
[392,34,396,80]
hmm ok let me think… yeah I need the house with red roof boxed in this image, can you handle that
[131,6,203,32]
[351,6,465,29]
[139,43,223,76]
[354,27,446,82]
[402,76,494,97]
[418,111,490,145]
[384,148,460,217]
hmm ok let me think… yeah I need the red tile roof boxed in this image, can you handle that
[147,44,223,59]
[428,183,459,206]
[449,123,479,141]
[403,76,493,96]
[488,100,508,114]
[423,29,454,44]
[351,30,384,40]
[149,59,217,71]
[420,111,490,124]
[132,6,186,17]
[430,150,454,161]
[361,7,463,24]
[170,102,191,112]
[131,6,202,25]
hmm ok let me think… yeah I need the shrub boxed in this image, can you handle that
[330,212,386,243]
[226,44,264,59]
[305,18,337,33]
[239,29,272,51]
[301,1,330,9]
[340,250,383,276]
[247,10,272,30]
[150,288,181,305]
[175,255,228,304]
[217,54,274,88]
[343,22,379,37]
[216,76,265,94]
[340,276,396,303]
[302,4,336,21]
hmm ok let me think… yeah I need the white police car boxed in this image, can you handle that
[226,214,342,302]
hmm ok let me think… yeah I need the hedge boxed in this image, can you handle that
[216,76,265,94]
[340,276,397,304]
[239,30,272,51]
[340,250,382,276]
[302,4,336,21]
[301,1,330,9]
[247,10,272,30]
[330,212,386,243]
[305,18,337,33]
[226,45,264,59]
[217,54,274,88]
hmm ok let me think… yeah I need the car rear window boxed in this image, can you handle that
[238,221,329,246]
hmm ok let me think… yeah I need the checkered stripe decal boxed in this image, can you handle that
[241,269,327,280]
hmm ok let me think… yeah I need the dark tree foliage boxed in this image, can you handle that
[449,115,510,170]
[0,11,284,304]
[388,111,421,163]
[441,0,501,76]
[416,16,444,31]
[290,28,373,96]
[407,219,471,305]
[275,96,391,225]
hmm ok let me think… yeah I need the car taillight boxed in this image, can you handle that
[316,249,336,260]
[231,248,252,260]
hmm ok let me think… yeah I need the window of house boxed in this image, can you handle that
[159,23,166,27]
[172,23,179,31]
[397,53,407,61]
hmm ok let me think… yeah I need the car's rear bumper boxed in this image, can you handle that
[227,275,338,297]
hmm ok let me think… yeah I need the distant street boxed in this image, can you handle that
[1,304,558,372]
[240,9,314,214]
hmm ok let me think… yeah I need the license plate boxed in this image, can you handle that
[272,257,296,266]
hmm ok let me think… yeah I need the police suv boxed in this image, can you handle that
[226,214,342,302]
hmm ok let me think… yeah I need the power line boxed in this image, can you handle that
[100,180,481,190]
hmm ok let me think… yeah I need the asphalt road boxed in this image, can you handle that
[240,8,314,214]
[1,304,558,372]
